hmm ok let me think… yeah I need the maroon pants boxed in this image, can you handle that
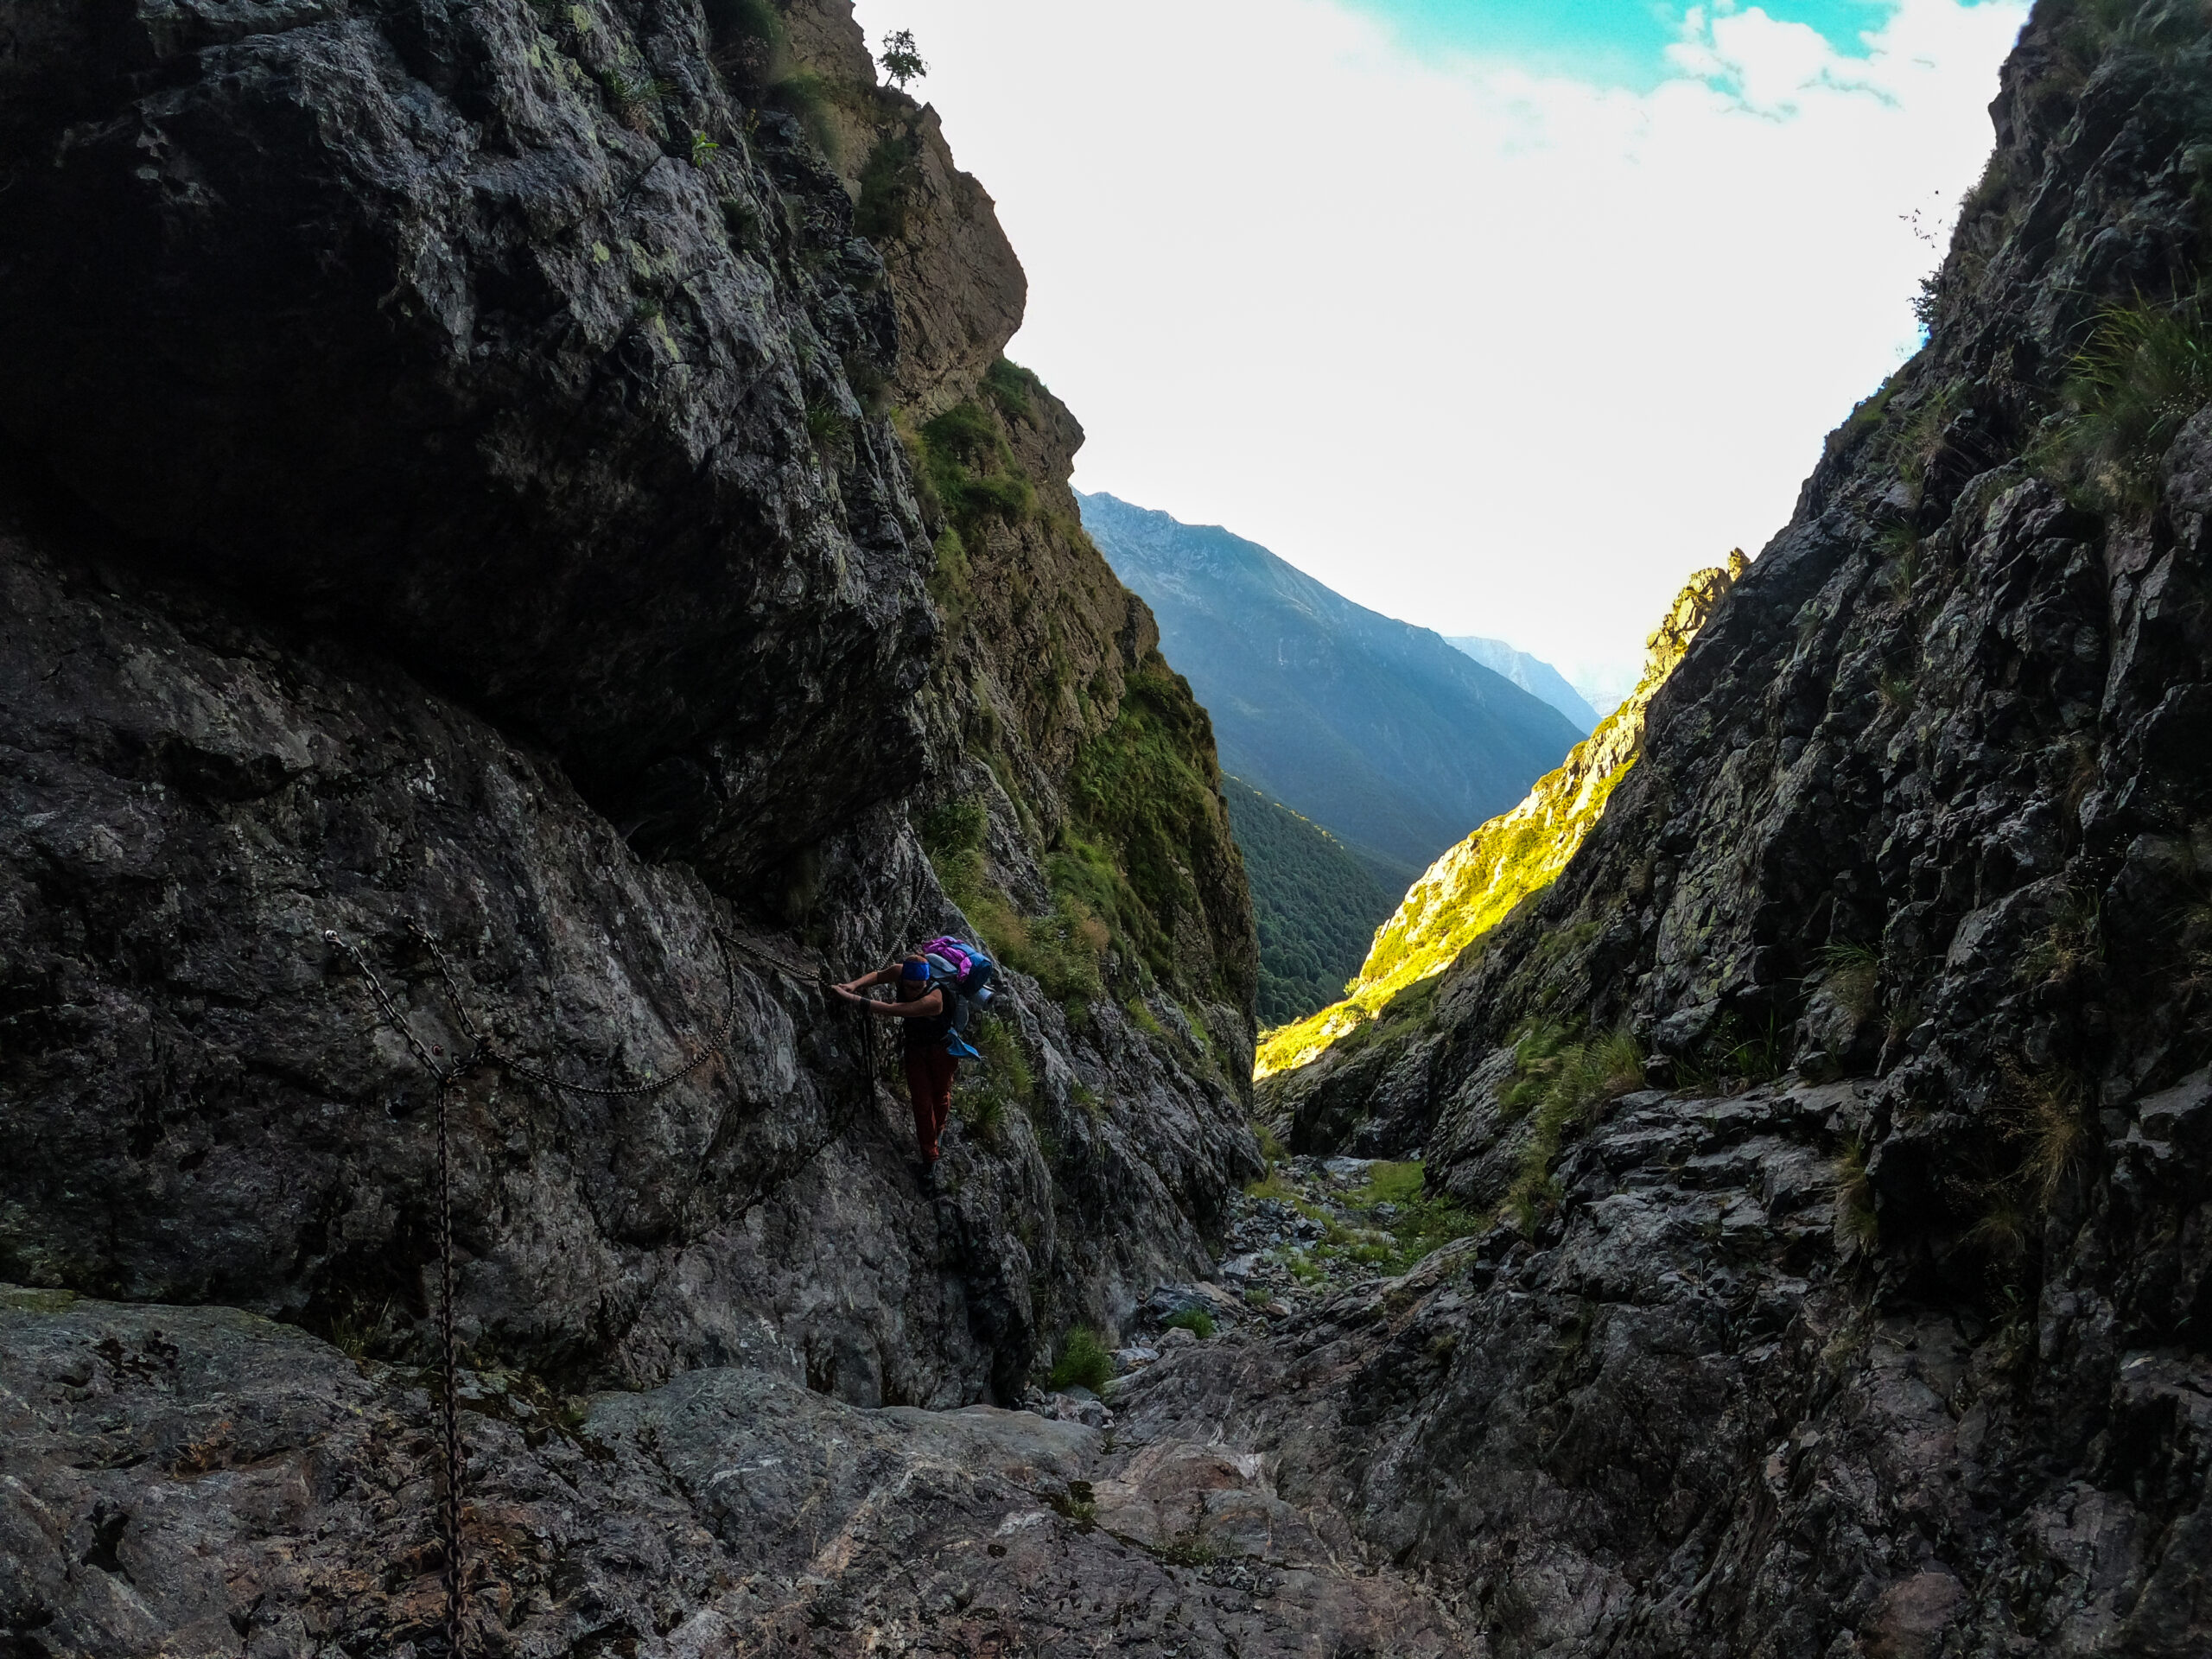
[903,1044,957,1160]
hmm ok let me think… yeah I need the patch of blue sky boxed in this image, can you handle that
[1344,0,1908,86]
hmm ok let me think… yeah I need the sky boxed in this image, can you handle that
[848,0,2030,706]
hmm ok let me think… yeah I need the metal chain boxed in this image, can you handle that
[434,1074,463,1651]
[412,921,741,1098]
[322,919,747,1656]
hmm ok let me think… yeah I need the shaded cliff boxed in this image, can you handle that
[0,0,1253,1432]
[9,2,2212,1656]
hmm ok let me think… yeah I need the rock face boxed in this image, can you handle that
[0,1287,1473,1656]
[0,0,1255,1432]
[1236,3,2212,1652]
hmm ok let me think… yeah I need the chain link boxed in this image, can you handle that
[435,1074,462,1650]
[322,918,751,1656]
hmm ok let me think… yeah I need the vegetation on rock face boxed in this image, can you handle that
[1048,1327,1113,1391]
[2033,298,2212,512]
[1496,1022,1645,1231]
[1221,779,1399,1025]
[917,399,1036,541]
[907,358,1257,1050]
[1255,558,1742,1079]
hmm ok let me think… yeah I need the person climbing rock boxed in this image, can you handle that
[833,953,963,1172]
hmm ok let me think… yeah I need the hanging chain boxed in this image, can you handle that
[434,1074,463,1649]
[322,919,747,1656]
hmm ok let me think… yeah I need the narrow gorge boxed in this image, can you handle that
[2,2,2209,1656]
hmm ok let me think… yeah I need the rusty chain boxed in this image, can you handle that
[322,919,748,1655]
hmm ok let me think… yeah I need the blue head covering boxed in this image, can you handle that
[899,957,931,983]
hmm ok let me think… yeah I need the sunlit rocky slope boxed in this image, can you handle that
[1255,556,1741,1095]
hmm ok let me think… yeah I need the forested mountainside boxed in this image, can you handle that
[1225,3,2212,1651]
[1444,635,1603,731]
[1220,778,1398,1027]
[1078,490,1584,877]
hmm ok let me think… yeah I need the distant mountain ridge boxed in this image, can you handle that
[1077,492,1583,875]
[1443,637,1599,733]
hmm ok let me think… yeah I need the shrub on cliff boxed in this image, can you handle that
[1499,1023,1645,1231]
[918,403,1035,538]
[2037,298,2212,512]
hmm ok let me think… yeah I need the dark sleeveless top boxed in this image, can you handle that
[901,985,953,1051]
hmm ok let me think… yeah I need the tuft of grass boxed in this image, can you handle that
[1996,1062,2088,1207]
[1356,1160,1427,1208]
[1815,940,1883,1021]
[983,356,1041,421]
[1157,1528,1219,1567]
[2036,300,2212,514]
[1833,1139,1878,1254]
[1046,1478,1097,1529]
[957,1015,1033,1142]
[1680,1011,1786,1090]
[764,72,839,159]
[690,130,721,168]
[920,795,987,858]
[1244,1164,1298,1203]
[918,400,1033,540]
[600,66,668,134]
[804,399,849,450]
[1876,524,1923,602]
[1049,1328,1113,1392]
[2019,886,2104,987]
[1827,373,1897,461]
[1884,379,1961,491]
[1163,1307,1215,1340]
[1966,1185,2032,1262]
[1498,1025,1644,1230]
[1877,664,1917,713]
[855,130,921,241]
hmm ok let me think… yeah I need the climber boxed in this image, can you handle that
[832,954,963,1171]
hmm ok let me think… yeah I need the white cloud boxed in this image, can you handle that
[849,0,2027,687]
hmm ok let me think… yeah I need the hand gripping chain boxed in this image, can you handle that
[322,921,741,1654]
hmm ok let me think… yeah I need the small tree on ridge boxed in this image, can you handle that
[879,28,926,89]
